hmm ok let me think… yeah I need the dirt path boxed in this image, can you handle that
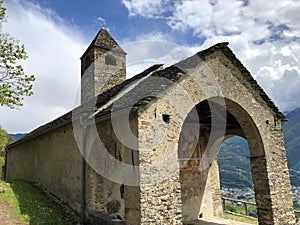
[187,217,252,225]
[0,201,26,225]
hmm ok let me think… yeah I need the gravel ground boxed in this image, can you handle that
[0,201,26,225]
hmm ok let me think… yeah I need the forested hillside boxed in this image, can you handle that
[284,107,300,185]
[218,107,300,188]
[218,136,251,188]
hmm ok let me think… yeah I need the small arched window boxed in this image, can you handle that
[105,54,117,66]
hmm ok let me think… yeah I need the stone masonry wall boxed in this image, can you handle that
[94,48,126,96]
[81,48,126,104]
[209,51,295,224]
[137,49,295,224]
[138,96,185,224]
[5,46,295,225]
[81,50,95,104]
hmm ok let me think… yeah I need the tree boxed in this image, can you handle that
[0,0,35,108]
[0,125,7,166]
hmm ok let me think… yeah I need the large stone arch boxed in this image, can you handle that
[177,96,278,223]
[138,93,295,224]
[137,50,295,224]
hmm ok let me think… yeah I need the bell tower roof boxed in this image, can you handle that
[81,28,126,59]
[80,28,127,103]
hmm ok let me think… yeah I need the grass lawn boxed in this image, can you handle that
[224,212,258,224]
[0,179,262,225]
[0,180,77,225]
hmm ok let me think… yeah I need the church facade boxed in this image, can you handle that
[4,29,296,224]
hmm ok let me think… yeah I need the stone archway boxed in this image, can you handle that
[177,97,293,224]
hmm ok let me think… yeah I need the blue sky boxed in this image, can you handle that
[33,0,203,45]
[1,0,300,133]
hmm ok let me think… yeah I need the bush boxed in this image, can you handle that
[226,204,238,213]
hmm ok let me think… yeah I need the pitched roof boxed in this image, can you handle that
[222,43,283,118]
[196,42,284,119]
[7,43,284,148]
[81,28,126,59]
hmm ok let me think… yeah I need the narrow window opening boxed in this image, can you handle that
[162,114,170,123]
[120,184,124,199]
[131,151,135,166]
[266,120,269,125]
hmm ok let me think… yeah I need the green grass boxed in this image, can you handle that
[224,212,258,224]
[0,180,74,225]
[224,201,257,217]
[223,200,258,224]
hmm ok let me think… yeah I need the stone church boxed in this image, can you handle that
[4,29,296,224]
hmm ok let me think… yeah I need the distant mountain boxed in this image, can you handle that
[218,136,252,188]
[8,133,27,142]
[218,107,300,188]
[284,107,300,185]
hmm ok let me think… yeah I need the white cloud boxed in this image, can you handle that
[92,16,106,27]
[123,38,194,77]
[121,0,300,112]
[168,0,214,36]
[1,0,299,133]
[0,0,87,133]
[121,0,171,18]
[0,1,195,133]
[254,42,300,111]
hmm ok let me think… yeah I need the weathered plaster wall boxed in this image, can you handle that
[6,123,82,211]
[6,114,141,223]
[137,89,223,224]
[85,113,140,224]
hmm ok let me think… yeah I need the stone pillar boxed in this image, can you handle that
[210,160,223,217]
[266,126,295,224]
[251,122,295,225]
[250,156,274,224]
[139,173,182,224]
[200,160,223,219]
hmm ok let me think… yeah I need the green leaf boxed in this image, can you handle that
[0,0,35,109]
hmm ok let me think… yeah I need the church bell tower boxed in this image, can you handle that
[80,28,126,104]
